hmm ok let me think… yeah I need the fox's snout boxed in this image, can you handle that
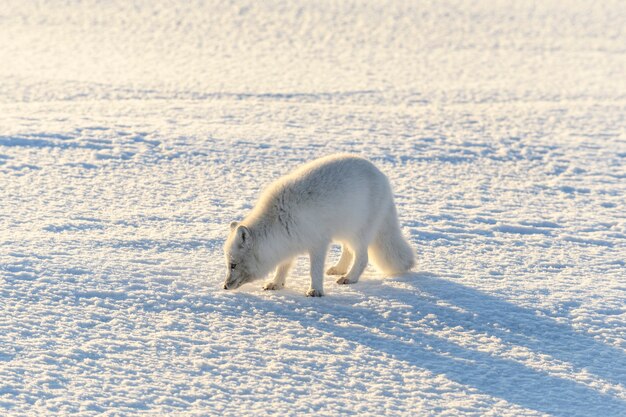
[223,278,242,290]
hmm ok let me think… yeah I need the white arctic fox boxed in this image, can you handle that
[223,154,414,296]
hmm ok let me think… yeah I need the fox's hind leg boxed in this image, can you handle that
[326,244,353,276]
[263,258,293,291]
[336,244,367,285]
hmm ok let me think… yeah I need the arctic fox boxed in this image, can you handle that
[223,154,415,296]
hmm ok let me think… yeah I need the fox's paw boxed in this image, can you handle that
[263,281,283,291]
[336,276,355,285]
[326,266,347,276]
[305,288,323,297]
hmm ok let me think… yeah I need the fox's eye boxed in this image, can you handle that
[230,263,236,270]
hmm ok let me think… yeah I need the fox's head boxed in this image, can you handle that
[223,222,259,290]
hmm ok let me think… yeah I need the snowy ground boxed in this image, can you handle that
[1,1,625,416]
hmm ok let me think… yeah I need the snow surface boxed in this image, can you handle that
[1,0,625,415]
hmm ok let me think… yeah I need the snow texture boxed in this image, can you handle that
[1,0,625,416]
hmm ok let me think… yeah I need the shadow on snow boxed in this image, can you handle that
[229,272,626,417]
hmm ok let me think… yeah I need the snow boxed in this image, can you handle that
[1,0,625,415]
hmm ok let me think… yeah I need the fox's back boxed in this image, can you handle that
[249,155,391,241]
[279,154,386,205]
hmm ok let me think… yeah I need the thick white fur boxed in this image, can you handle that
[223,154,415,296]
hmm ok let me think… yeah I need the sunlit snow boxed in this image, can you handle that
[1,1,625,416]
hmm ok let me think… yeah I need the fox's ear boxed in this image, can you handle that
[235,225,253,248]
[230,221,239,231]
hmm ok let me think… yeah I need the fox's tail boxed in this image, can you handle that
[368,204,415,275]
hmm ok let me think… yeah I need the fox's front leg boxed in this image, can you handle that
[263,259,294,291]
[306,243,328,297]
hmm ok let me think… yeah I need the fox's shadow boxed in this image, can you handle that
[240,272,626,416]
